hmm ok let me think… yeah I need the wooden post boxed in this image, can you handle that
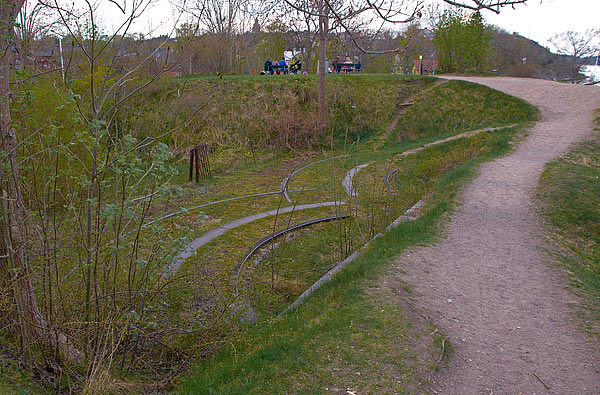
[203,145,212,178]
[194,147,200,183]
[190,145,211,182]
[198,144,207,178]
[189,148,195,182]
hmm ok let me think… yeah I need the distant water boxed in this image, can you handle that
[582,65,600,84]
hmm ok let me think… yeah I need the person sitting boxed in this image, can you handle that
[290,60,302,74]
[279,58,287,74]
[264,57,273,74]
[343,56,352,73]
[331,56,341,73]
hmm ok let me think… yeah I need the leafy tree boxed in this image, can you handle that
[433,10,491,73]
[397,22,435,74]
[255,20,287,63]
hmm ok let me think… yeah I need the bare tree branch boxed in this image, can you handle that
[442,0,528,14]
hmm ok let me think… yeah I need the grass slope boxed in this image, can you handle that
[178,122,534,394]
[3,73,538,391]
[537,110,600,338]
[390,79,535,144]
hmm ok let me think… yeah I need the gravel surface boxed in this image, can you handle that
[393,77,600,394]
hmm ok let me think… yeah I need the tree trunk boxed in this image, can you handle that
[317,3,328,135]
[0,0,44,355]
[0,0,80,363]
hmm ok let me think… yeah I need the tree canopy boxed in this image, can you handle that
[433,10,491,73]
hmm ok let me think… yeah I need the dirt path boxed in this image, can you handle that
[392,77,600,394]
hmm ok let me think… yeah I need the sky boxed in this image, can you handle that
[95,0,599,50]
[482,0,600,47]
[94,0,177,37]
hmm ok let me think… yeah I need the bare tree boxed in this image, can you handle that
[14,0,63,68]
[281,0,319,72]
[181,0,263,73]
[549,29,600,83]
[278,0,533,135]
[443,0,528,12]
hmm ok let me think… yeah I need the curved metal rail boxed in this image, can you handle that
[138,189,311,233]
[280,198,426,317]
[232,214,350,280]
[163,201,346,278]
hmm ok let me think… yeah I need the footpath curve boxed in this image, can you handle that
[394,77,600,394]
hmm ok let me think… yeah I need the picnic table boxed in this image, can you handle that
[332,62,360,73]
[267,64,288,74]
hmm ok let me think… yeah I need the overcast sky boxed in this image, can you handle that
[482,0,599,47]
[97,0,598,50]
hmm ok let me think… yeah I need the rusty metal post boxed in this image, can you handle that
[189,144,211,182]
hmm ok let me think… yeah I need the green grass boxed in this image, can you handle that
[6,72,539,391]
[158,77,536,393]
[390,80,536,144]
[537,111,600,338]
[124,73,437,162]
[245,126,525,319]
[177,120,532,394]
[0,341,50,394]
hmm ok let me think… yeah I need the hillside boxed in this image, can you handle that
[165,76,537,394]
[0,74,538,393]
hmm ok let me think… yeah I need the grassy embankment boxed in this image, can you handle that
[176,78,537,394]
[158,78,535,333]
[1,73,537,392]
[537,110,600,339]
[4,73,436,393]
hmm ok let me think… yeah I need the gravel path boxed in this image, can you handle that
[393,77,600,394]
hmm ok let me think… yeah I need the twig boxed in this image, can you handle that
[534,372,550,391]
[430,337,447,380]
[10,67,63,84]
